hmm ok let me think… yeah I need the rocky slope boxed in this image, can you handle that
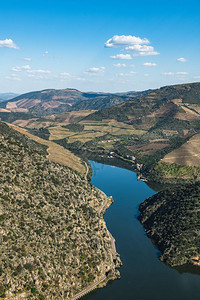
[138,183,200,267]
[0,122,120,299]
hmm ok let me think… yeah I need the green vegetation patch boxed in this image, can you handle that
[155,162,200,179]
[139,182,200,267]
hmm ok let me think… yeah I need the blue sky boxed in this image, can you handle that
[1,0,200,93]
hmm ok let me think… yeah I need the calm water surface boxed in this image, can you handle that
[83,161,200,300]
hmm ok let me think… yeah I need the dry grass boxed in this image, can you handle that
[8,123,86,175]
[80,120,146,135]
[9,110,95,130]
[83,125,143,135]
[13,119,53,129]
[53,110,96,124]
[49,119,146,144]
[147,103,176,118]
[49,126,75,140]
[67,132,105,143]
[0,108,10,112]
[162,133,200,167]
[181,106,200,116]
[128,142,170,155]
[171,99,200,121]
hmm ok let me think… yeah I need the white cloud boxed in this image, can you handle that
[143,62,157,67]
[105,35,150,48]
[144,74,150,77]
[59,72,86,81]
[24,57,32,61]
[0,38,19,49]
[5,74,21,81]
[125,45,153,52]
[135,51,160,56]
[176,72,188,75]
[118,71,136,77]
[12,65,31,72]
[74,77,86,81]
[162,72,174,76]
[60,72,72,78]
[125,45,159,56]
[193,76,200,79]
[177,57,187,62]
[27,69,51,74]
[113,63,126,68]
[28,74,47,79]
[43,50,49,56]
[162,72,188,76]
[84,67,105,76]
[111,54,132,60]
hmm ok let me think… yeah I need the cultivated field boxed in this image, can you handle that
[13,118,53,129]
[162,133,200,167]
[11,110,96,129]
[53,110,96,124]
[49,119,146,144]
[128,142,170,155]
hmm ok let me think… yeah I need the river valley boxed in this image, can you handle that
[84,161,200,300]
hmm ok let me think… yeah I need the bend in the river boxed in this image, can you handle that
[83,161,200,300]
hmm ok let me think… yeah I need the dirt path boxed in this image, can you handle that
[71,276,107,300]
[84,161,89,180]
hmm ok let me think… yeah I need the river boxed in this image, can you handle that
[83,161,200,300]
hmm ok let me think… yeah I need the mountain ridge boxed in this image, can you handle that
[0,88,148,116]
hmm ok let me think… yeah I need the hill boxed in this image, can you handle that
[3,83,200,178]
[69,82,200,173]
[0,121,121,299]
[7,83,200,178]
[8,123,86,175]
[0,93,18,103]
[0,88,147,116]
[84,82,200,124]
[138,182,200,267]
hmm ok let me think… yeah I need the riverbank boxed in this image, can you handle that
[71,182,121,300]
[138,182,200,268]
[85,161,200,300]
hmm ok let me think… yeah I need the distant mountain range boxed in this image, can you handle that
[0,88,149,116]
[0,92,18,102]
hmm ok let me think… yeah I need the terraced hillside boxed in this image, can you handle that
[84,82,200,124]
[4,83,200,179]
[0,122,121,299]
[6,83,199,179]
[162,133,200,167]
[62,82,199,171]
